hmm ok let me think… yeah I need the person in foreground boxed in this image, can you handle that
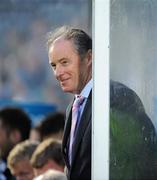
[7,140,39,180]
[47,26,157,180]
[0,106,31,180]
[30,138,65,177]
[33,169,67,180]
[47,26,92,180]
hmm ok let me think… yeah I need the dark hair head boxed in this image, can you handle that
[47,25,92,60]
[38,112,65,140]
[0,107,31,140]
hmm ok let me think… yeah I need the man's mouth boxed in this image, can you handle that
[60,78,70,84]
[60,79,68,86]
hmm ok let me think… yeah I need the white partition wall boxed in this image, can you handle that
[92,0,110,180]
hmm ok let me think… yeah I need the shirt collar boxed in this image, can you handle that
[75,79,92,98]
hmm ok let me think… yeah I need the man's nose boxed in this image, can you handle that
[55,65,64,80]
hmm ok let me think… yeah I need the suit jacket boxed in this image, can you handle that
[62,91,92,180]
[62,80,156,180]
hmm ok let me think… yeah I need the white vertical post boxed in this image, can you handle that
[92,0,110,180]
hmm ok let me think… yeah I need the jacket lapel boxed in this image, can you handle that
[71,91,92,166]
[62,99,74,167]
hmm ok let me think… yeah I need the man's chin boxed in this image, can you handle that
[61,87,68,92]
[61,87,72,93]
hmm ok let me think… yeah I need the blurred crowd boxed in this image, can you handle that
[0,106,67,180]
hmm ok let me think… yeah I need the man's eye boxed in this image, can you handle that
[62,61,68,65]
[51,64,56,69]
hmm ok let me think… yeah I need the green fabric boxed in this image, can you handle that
[110,109,157,180]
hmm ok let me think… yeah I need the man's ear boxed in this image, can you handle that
[10,129,21,144]
[86,49,92,66]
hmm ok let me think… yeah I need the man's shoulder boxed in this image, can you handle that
[110,80,145,115]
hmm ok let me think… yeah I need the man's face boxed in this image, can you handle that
[33,160,64,177]
[48,38,92,94]
[11,160,34,180]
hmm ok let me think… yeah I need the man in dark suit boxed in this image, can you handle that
[47,26,92,180]
[47,26,157,180]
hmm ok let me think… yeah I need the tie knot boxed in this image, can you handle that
[73,95,85,108]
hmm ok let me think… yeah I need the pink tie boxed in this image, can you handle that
[69,95,84,165]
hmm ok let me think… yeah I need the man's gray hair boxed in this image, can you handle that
[47,26,92,60]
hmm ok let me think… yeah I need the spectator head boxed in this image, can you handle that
[33,169,67,180]
[7,140,39,180]
[0,106,31,159]
[31,138,65,177]
[38,112,65,140]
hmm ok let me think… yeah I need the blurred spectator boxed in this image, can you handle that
[29,125,41,142]
[7,140,39,180]
[37,112,65,141]
[31,138,65,177]
[33,169,67,180]
[0,107,31,179]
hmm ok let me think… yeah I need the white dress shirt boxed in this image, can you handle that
[75,79,92,122]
